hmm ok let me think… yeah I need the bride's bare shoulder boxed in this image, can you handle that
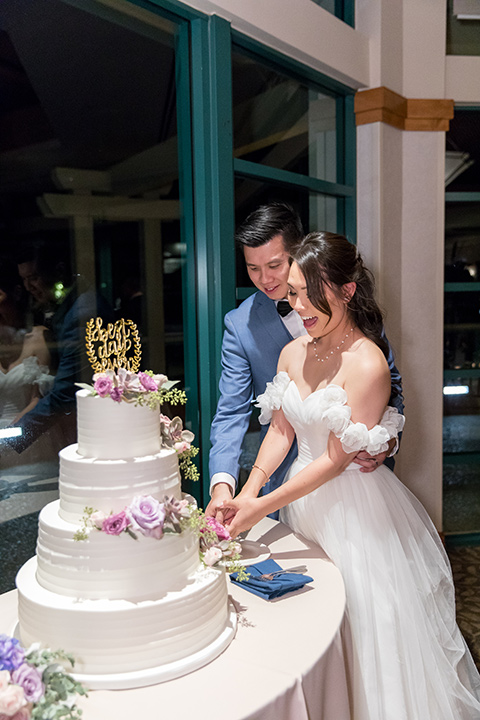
[278,335,308,372]
[347,335,389,382]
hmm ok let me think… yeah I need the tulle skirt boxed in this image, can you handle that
[281,463,480,720]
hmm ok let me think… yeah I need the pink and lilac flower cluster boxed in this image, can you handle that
[199,516,242,568]
[0,635,86,720]
[92,368,169,404]
[76,496,244,573]
[87,495,192,540]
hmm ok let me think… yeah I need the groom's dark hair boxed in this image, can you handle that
[235,202,304,253]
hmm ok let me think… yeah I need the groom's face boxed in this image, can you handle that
[243,234,291,301]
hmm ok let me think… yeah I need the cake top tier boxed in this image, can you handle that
[75,369,193,461]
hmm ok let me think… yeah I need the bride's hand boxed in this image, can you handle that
[220,496,265,539]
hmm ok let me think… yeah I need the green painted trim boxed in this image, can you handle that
[190,15,235,503]
[343,94,356,243]
[444,533,480,548]
[234,158,354,197]
[444,369,480,379]
[443,453,480,464]
[236,287,256,300]
[445,282,480,292]
[131,0,205,21]
[175,21,201,501]
[446,192,480,202]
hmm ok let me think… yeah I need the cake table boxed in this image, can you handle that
[1,517,350,720]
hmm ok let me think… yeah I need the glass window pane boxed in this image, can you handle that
[234,178,340,290]
[447,0,480,56]
[232,52,337,182]
[0,0,186,593]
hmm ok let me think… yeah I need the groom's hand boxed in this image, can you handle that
[205,483,233,522]
[354,438,396,472]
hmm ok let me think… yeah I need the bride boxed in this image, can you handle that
[219,232,480,719]
[0,263,55,463]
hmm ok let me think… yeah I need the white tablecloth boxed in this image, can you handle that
[1,518,351,720]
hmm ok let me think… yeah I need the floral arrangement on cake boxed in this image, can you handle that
[0,635,87,720]
[76,368,199,482]
[74,495,248,580]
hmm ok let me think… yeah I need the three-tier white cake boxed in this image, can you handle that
[15,389,236,690]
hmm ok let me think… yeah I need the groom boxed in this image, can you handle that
[206,203,404,518]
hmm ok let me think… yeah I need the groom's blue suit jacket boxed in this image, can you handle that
[209,290,404,496]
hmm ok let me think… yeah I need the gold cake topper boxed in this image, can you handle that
[85,317,141,373]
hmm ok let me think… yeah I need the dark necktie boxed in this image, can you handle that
[277,300,293,317]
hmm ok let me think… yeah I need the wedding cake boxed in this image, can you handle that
[15,363,237,690]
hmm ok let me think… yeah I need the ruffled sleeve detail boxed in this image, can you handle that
[323,393,405,454]
[255,371,291,425]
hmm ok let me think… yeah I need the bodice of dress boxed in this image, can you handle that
[0,356,54,428]
[256,371,404,465]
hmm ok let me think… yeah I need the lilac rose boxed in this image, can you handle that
[102,511,129,536]
[138,372,158,392]
[12,664,44,703]
[0,636,25,672]
[93,375,113,398]
[126,496,165,538]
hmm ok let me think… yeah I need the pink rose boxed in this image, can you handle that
[203,547,223,566]
[205,516,231,541]
[0,684,26,717]
[11,664,44,704]
[0,673,10,692]
[174,441,190,454]
[102,511,129,535]
[138,372,158,392]
[110,386,124,403]
[93,375,113,398]
[6,708,32,720]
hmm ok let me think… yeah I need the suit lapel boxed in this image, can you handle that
[253,292,293,347]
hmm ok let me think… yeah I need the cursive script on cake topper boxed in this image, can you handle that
[85,317,142,373]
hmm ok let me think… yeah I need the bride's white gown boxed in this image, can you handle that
[258,372,480,720]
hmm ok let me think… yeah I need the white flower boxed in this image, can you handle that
[323,384,347,407]
[90,511,106,530]
[341,422,369,453]
[203,546,223,566]
[255,371,290,424]
[366,425,390,455]
[381,406,405,436]
[323,405,351,436]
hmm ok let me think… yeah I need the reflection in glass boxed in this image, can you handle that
[232,52,337,182]
[0,0,185,591]
[234,178,339,291]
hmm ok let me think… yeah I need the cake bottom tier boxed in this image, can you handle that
[16,557,237,690]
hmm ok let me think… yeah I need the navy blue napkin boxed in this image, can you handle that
[230,558,313,600]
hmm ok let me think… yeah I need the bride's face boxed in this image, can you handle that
[287,261,345,336]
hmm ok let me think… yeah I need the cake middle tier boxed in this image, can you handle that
[59,444,181,522]
[36,500,200,601]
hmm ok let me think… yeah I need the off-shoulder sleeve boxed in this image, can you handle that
[324,401,405,455]
[255,371,291,425]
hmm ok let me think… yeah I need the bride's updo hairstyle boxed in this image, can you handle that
[291,231,389,359]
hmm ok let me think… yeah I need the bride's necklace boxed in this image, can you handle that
[312,327,355,363]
